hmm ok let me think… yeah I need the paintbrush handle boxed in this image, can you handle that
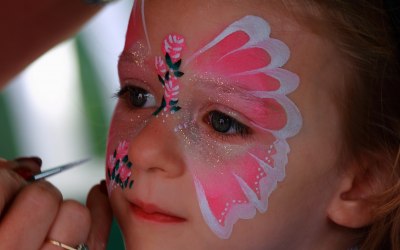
[26,158,90,182]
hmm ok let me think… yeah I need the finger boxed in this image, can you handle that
[0,169,27,215]
[0,157,43,213]
[86,181,113,250]
[0,156,42,171]
[0,181,62,250]
[0,158,17,169]
[42,200,91,250]
[14,156,42,171]
[13,157,43,180]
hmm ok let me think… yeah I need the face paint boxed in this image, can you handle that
[153,34,186,116]
[180,16,302,239]
[107,140,134,195]
[119,2,302,239]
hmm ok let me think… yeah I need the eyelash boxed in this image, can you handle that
[115,84,156,109]
[115,84,252,139]
[204,110,251,139]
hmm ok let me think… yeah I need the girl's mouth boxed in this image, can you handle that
[130,201,186,223]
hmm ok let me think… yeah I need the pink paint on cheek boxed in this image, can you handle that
[184,15,303,239]
[194,140,283,239]
[106,140,134,195]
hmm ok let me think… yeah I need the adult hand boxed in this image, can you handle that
[0,157,113,249]
[0,0,104,87]
[43,181,113,250]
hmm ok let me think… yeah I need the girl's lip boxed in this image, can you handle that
[130,201,186,223]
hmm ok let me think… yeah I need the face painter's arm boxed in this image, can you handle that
[0,0,108,87]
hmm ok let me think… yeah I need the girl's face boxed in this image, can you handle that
[108,0,347,249]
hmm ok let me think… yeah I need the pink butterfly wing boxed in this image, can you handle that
[185,16,302,238]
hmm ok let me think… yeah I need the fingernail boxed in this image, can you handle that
[100,180,108,195]
[15,156,42,167]
[14,167,34,181]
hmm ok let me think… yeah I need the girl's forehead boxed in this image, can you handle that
[122,0,345,104]
[128,0,301,54]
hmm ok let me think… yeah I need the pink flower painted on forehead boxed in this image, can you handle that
[184,16,303,238]
[153,34,186,116]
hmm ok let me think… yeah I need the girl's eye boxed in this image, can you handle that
[116,85,156,108]
[208,110,250,136]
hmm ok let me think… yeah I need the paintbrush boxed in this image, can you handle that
[25,158,90,182]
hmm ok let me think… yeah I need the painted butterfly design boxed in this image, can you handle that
[129,4,303,238]
[179,16,302,238]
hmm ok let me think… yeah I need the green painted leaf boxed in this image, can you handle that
[174,71,184,77]
[115,160,120,171]
[158,75,165,85]
[152,97,166,116]
[153,105,164,116]
[122,155,129,163]
[165,71,170,81]
[171,106,182,113]
[129,180,134,189]
[165,53,173,68]
[172,59,182,70]
[127,162,132,168]
[169,100,178,106]
[153,108,162,116]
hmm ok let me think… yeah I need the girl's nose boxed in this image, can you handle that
[127,117,185,178]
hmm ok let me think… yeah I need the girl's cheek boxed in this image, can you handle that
[177,120,287,238]
[105,107,149,195]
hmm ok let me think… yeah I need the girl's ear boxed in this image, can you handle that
[326,157,387,228]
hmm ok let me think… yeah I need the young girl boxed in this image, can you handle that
[106,0,400,249]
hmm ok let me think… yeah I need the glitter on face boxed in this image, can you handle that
[181,15,302,239]
[174,119,194,132]
[116,3,303,240]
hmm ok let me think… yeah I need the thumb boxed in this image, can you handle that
[86,180,113,250]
